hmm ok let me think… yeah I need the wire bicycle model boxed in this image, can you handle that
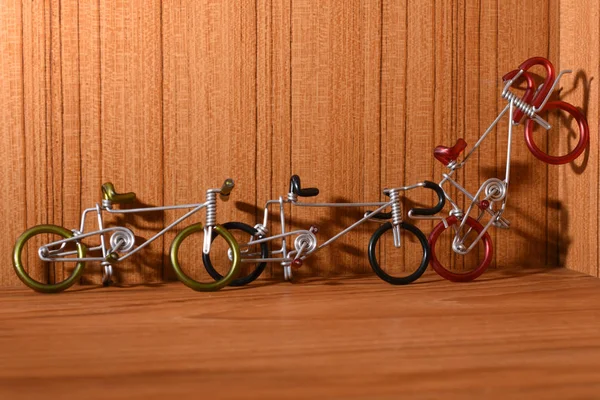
[203,175,446,286]
[13,179,241,293]
[428,57,589,282]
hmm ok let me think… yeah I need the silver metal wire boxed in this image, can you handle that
[431,61,575,257]
[236,180,434,281]
[205,191,217,227]
[388,190,402,226]
[36,180,234,281]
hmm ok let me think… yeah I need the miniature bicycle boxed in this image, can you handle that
[13,179,241,293]
[427,57,589,282]
[202,175,446,285]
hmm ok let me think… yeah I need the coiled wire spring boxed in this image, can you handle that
[501,88,536,119]
[389,190,402,226]
[206,191,217,226]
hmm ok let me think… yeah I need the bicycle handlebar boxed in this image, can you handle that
[409,181,446,216]
[219,178,235,201]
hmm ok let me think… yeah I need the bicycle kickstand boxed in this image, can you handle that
[101,260,114,287]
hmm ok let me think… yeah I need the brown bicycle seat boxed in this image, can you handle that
[101,182,136,204]
[434,138,467,166]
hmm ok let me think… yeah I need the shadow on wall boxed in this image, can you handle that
[80,200,164,286]
[478,161,571,268]
[554,69,592,174]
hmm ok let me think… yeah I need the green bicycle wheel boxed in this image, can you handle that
[13,224,87,293]
[170,224,241,291]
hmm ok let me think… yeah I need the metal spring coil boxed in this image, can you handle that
[287,192,297,202]
[501,90,536,118]
[254,224,268,237]
[206,191,217,226]
[389,190,402,226]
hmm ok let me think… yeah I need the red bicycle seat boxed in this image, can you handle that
[434,138,467,166]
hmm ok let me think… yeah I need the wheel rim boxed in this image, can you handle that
[13,225,87,293]
[428,216,493,282]
[525,101,589,165]
[170,224,241,291]
[368,222,430,285]
[202,222,268,287]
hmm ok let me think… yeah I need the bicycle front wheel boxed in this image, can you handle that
[368,222,430,285]
[13,224,87,293]
[170,223,241,291]
[524,100,589,165]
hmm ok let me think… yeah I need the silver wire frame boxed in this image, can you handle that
[36,185,231,277]
[431,69,572,255]
[235,183,428,281]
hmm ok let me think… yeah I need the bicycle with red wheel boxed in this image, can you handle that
[419,57,589,282]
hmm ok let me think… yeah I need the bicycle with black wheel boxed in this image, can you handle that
[203,175,446,286]
[13,179,241,293]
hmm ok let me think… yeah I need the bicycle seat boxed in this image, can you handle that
[434,138,467,166]
[289,175,319,197]
[101,182,136,204]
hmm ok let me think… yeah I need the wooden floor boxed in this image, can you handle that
[1,268,600,399]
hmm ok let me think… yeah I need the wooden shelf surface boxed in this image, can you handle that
[2,268,600,399]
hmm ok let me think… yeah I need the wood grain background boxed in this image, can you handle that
[0,0,596,286]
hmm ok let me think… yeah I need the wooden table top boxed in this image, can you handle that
[1,268,600,399]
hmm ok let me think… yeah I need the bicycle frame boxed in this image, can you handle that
[37,183,232,283]
[434,67,573,256]
[235,183,427,281]
[40,202,208,263]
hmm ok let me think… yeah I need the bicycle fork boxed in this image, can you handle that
[202,191,218,255]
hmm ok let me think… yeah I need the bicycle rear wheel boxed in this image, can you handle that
[13,224,87,293]
[203,222,269,286]
[368,222,429,285]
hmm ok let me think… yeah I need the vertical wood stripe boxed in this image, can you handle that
[0,0,25,286]
[558,0,599,278]
[1,1,597,286]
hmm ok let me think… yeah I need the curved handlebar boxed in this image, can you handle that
[409,181,446,216]
[502,69,536,124]
[290,175,319,197]
[219,178,235,201]
[518,57,555,108]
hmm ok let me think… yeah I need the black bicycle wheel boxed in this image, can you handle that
[368,222,430,285]
[203,222,269,286]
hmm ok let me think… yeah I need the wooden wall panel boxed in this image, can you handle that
[3,0,598,287]
[290,0,381,276]
[495,1,553,268]
[162,0,257,281]
[100,0,163,283]
[558,0,600,277]
[478,0,500,269]
[391,0,435,271]
[256,0,292,279]
[0,0,25,286]
[59,0,83,281]
[79,0,103,284]
[21,0,63,283]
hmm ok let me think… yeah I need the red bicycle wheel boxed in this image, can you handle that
[524,101,589,165]
[429,216,493,282]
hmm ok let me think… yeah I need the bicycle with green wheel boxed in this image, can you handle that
[13,179,240,293]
